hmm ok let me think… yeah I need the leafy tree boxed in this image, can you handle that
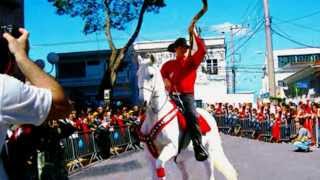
[48,0,165,98]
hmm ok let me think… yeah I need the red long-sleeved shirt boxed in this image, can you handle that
[160,34,206,94]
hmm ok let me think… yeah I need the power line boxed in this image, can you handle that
[235,0,263,35]
[31,37,128,47]
[225,18,264,44]
[239,0,262,21]
[271,27,320,48]
[206,66,263,70]
[273,17,320,33]
[226,21,264,58]
[201,0,263,38]
[271,22,293,38]
[273,9,320,25]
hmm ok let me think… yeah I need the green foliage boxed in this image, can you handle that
[48,0,165,34]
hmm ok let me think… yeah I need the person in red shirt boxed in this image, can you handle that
[257,107,265,122]
[160,22,208,161]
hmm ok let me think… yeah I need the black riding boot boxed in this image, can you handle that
[171,93,209,161]
[191,135,208,161]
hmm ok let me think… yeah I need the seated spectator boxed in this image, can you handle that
[292,119,312,152]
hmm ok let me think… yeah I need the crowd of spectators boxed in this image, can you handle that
[3,98,320,179]
[65,105,142,134]
[206,98,320,144]
[2,103,145,179]
[63,104,145,154]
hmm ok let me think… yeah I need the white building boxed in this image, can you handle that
[261,48,320,98]
[134,36,254,104]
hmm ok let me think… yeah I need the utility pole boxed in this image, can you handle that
[262,0,276,97]
[229,25,240,94]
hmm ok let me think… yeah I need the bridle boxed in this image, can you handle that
[139,65,169,114]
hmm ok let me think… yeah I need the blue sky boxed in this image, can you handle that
[25,0,320,94]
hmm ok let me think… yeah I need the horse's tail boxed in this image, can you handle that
[197,108,238,180]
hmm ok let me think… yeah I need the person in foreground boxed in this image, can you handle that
[0,27,71,179]
[160,22,208,161]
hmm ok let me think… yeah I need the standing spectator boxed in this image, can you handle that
[96,106,105,120]
[227,105,234,126]
[257,107,265,122]
[0,27,71,179]
[239,105,246,121]
[80,117,91,145]
[271,112,281,143]
[303,101,314,142]
[38,119,75,180]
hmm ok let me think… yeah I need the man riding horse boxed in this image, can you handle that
[160,22,208,161]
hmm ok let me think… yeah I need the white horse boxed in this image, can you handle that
[136,58,238,180]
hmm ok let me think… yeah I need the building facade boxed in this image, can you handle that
[261,48,320,98]
[55,49,139,108]
[55,50,109,108]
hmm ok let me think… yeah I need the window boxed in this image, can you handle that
[278,53,320,67]
[204,59,218,75]
[58,62,86,78]
[87,60,100,66]
[278,80,287,87]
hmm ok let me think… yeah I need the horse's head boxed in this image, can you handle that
[137,55,165,107]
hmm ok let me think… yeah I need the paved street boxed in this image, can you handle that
[70,134,320,180]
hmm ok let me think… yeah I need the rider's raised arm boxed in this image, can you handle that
[187,29,206,68]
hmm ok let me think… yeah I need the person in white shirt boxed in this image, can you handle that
[0,26,71,179]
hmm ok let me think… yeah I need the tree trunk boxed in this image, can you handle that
[98,0,148,99]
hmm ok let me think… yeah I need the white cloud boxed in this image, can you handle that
[210,22,250,37]
[210,22,234,33]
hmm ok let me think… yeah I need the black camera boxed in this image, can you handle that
[0,24,21,74]
[1,25,14,34]
[0,24,20,38]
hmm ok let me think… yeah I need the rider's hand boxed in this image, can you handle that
[3,28,29,61]
[164,78,172,91]
[188,21,196,35]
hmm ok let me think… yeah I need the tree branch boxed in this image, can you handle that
[123,0,148,52]
[104,0,116,51]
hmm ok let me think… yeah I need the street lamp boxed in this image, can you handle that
[47,52,59,74]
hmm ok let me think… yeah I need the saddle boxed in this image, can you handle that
[175,107,211,155]
[169,95,211,135]
[176,110,211,135]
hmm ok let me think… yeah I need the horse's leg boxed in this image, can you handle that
[151,158,159,180]
[209,132,238,180]
[155,143,178,180]
[198,109,238,180]
[144,148,158,180]
[204,145,215,180]
[176,160,189,180]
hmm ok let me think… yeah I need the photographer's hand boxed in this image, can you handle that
[3,28,71,121]
[3,28,28,60]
